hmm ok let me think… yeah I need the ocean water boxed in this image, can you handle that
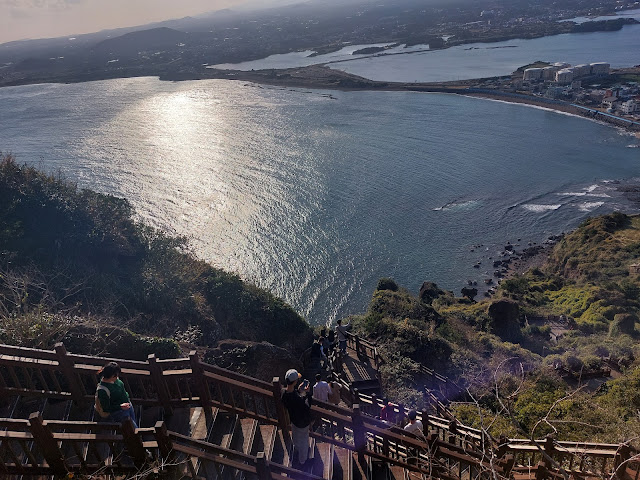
[216,22,640,82]
[1,77,639,325]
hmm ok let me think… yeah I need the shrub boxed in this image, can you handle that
[609,313,638,337]
[377,277,398,291]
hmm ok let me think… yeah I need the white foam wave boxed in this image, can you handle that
[522,204,561,212]
[433,200,480,211]
[577,201,605,212]
[557,192,611,198]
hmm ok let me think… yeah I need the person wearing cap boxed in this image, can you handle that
[281,369,313,467]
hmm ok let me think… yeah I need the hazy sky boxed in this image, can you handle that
[0,0,253,44]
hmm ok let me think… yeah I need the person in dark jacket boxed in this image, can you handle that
[281,369,312,466]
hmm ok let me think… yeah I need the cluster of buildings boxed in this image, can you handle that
[601,87,640,115]
[523,62,610,84]
[514,61,640,119]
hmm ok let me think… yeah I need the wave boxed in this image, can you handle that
[577,201,605,212]
[433,199,481,211]
[557,192,611,198]
[522,204,562,212]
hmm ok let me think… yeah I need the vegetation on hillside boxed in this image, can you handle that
[0,154,312,357]
[349,213,640,444]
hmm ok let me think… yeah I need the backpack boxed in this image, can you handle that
[95,384,111,418]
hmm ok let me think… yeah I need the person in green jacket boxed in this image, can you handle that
[96,362,138,428]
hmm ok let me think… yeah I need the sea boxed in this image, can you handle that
[1,21,640,325]
[2,78,639,325]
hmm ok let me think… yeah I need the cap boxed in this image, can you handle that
[407,409,417,421]
[285,369,301,384]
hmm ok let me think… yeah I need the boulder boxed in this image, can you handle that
[419,282,445,304]
[461,287,478,301]
[204,340,301,382]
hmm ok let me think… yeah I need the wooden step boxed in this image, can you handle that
[230,417,258,455]
[389,464,409,480]
[312,441,334,480]
[352,453,367,480]
[254,424,278,460]
[208,412,237,450]
[333,446,353,480]
[228,418,259,480]
[270,429,292,468]
[370,459,389,480]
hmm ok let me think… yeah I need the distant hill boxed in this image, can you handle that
[92,27,192,57]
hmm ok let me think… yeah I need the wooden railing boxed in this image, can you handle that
[1,343,639,480]
[0,414,148,475]
[344,331,382,369]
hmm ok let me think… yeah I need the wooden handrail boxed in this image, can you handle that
[1,342,639,480]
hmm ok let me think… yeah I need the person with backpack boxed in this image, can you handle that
[95,361,138,428]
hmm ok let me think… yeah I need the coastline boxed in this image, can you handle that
[1,65,638,136]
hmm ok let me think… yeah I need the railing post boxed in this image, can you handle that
[272,377,291,444]
[421,410,429,438]
[189,351,212,409]
[614,444,631,476]
[370,393,377,416]
[28,412,67,474]
[122,418,147,466]
[353,388,360,405]
[497,435,509,458]
[543,434,555,469]
[447,419,457,445]
[54,343,86,406]
[352,404,366,466]
[535,461,547,480]
[154,420,174,461]
[500,454,515,476]
[255,452,271,480]
[147,354,173,415]
[355,335,361,359]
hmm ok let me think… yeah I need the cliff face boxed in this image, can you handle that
[0,154,312,356]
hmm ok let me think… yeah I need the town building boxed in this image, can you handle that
[555,69,574,84]
[602,96,621,111]
[523,68,543,81]
[542,66,558,80]
[620,100,639,115]
[572,64,591,78]
[590,62,610,76]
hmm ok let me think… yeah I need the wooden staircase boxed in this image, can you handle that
[0,342,639,480]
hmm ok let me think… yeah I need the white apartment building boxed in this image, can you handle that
[555,69,574,84]
[523,68,543,81]
[620,100,639,115]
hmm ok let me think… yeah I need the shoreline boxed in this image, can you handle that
[3,64,637,135]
